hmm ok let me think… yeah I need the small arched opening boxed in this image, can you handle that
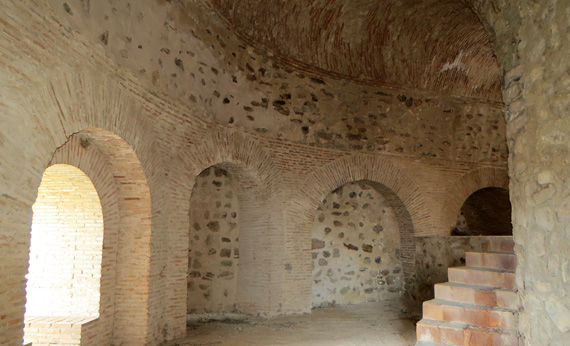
[451,187,512,236]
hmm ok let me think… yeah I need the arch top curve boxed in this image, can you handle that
[300,154,425,222]
[447,166,509,204]
[182,127,283,195]
[443,166,509,229]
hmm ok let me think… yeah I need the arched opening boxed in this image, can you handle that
[311,180,409,307]
[451,187,512,236]
[25,164,104,342]
[21,128,153,346]
[187,166,240,314]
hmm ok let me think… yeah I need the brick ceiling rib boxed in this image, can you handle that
[206,0,502,101]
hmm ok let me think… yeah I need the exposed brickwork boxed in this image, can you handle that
[5,1,569,346]
[24,316,99,346]
[440,167,509,232]
[39,0,507,164]
[26,164,104,318]
[209,0,502,100]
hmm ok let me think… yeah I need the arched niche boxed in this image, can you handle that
[311,180,405,307]
[186,158,277,317]
[187,165,240,314]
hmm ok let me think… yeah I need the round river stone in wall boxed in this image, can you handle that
[311,181,402,308]
[188,167,240,313]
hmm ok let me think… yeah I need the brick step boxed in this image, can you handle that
[483,237,514,253]
[435,282,517,310]
[416,318,519,346]
[465,252,517,271]
[423,299,517,329]
[416,341,455,346]
[448,267,516,290]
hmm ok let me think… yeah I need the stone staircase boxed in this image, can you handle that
[416,237,520,346]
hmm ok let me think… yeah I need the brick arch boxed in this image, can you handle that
[0,71,165,345]
[30,134,120,345]
[182,128,281,195]
[1,71,157,204]
[442,166,509,230]
[173,128,285,316]
[290,154,429,309]
[23,128,154,345]
[40,73,171,344]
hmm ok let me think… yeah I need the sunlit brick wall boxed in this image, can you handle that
[26,164,104,317]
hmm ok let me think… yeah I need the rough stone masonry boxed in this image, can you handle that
[0,1,569,346]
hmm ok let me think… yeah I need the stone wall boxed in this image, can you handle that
[311,182,401,307]
[188,167,240,314]
[0,2,518,346]
[471,1,570,344]
[50,0,507,164]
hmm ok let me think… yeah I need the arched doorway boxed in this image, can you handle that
[22,129,153,346]
[26,164,104,319]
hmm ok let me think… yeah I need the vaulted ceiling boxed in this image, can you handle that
[207,0,502,100]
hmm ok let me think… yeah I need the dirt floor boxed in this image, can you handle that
[167,300,419,346]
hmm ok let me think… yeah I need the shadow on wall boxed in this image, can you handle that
[451,187,512,236]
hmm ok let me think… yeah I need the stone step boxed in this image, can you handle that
[465,252,517,271]
[423,299,517,329]
[416,318,519,346]
[483,237,515,253]
[435,282,517,310]
[448,267,516,290]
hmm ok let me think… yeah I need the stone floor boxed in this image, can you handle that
[167,300,419,346]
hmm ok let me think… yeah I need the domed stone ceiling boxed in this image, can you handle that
[207,0,502,100]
